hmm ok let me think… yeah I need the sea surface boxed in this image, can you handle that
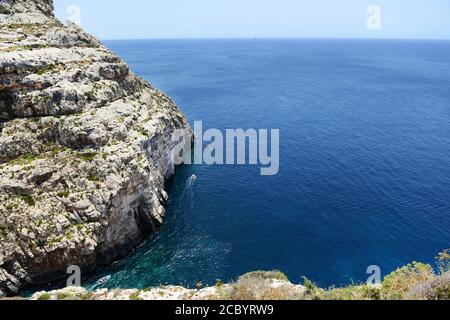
[82,39,450,290]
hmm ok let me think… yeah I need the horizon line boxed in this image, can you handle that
[100,36,450,42]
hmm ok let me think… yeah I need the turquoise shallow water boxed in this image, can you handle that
[40,39,450,291]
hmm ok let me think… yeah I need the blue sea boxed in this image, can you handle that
[84,39,450,289]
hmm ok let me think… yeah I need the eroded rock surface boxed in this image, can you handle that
[0,0,191,296]
[28,276,307,300]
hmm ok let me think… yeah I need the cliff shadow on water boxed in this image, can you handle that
[82,165,201,291]
[20,164,197,296]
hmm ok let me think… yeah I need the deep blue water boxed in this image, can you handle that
[85,39,450,289]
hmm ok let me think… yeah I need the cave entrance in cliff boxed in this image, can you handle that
[0,90,14,122]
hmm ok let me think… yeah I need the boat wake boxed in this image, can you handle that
[186,174,197,188]
[183,174,197,209]
[87,275,111,290]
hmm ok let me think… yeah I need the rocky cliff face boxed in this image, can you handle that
[0,0,192,296]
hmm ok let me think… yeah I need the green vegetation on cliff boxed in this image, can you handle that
[28,249,450,301]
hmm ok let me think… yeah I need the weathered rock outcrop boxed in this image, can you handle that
[0,0,191,296]
[28,271,307,300]
[405,272,450,300]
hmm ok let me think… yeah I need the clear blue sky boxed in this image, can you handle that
[54,0,450,40]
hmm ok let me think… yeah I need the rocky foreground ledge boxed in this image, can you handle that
[0,0,191,296]
[6,267,450,300]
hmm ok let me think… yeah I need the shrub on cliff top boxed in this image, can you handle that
[380,262,435,300]
[433,278,450,300]
[229,279,293,300]
[437,249,450,274]
[228,271,301,300]
[56,292,74,300]
[301,276,318,294]
[129,292,143,301]
[321,284,381,300]
[37,293,51,300]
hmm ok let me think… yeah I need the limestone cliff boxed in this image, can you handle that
[0,0,192,296]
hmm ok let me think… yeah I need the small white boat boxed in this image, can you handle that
[96,275,111,286]
[186,174,197,188]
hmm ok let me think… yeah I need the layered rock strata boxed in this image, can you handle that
[0,0,191,296]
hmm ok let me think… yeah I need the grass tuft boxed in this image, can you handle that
[76,152,98,161]
[20,194,35,206]
[37,293,51,300]
[129,292,143,301]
